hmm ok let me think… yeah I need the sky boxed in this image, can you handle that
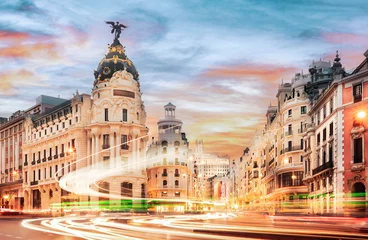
[0,0,367,159]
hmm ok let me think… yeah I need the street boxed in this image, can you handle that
[1,213,366,240]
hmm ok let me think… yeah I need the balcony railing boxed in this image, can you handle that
[24,162,28,166]
[60,152,65,158]
[354,94,362,103]
[30,181,38,186]
[102,144,110,150]
[312,161,333,175]
[174,173,180,177]
[285,130,293,136]
[36,159,41,164]
[54,154,58,159]
[42,158,46,162]
[48,156,52,161]
[284,145,302,153]
[162,173,168,177]
[121,144,129,150]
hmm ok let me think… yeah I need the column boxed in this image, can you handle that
[91,135,95,166]
[110,133,115,168]
[115,134,120,167]
[132,136,136,170]
[95,135,100,164]
[87,137,91,167]
[137,137,141,169]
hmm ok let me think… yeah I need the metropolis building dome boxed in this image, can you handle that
[93,38,139,86]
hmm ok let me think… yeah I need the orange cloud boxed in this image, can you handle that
[323,32,368,45]
[202,64,298,82]
[0,69,46,96]
[0,42,58,59]
[0,31,30,42]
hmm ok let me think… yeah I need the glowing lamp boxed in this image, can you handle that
[291,175,296,180]
[13,171,17,175]
[68,148,74,153]
[284,159,289,164]
[357,111,366,119]
[3,195,9,200]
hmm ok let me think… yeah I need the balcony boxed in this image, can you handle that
[285,130,293,136]
[42,158,46,162]
[354,94,362,103]
[174,173,180,177]
[24,162,28,166]
[276,162,303,173]
[312,161,333,175]
[121,144,129,150]
[48,156,52,161]
[162,173,168,177]
[54,154,58,159]
[60,152,65,158]
[36,159,41,164]
[102,144,110,150]
[30,181,38,186]
[284,145,302,153]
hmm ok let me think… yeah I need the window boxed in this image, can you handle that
[38,169,41,180]
[55,146,58,155]
[50,166,52,178]
[162,169,168,177]
[25,171,27,183]
[329,144,333,162]
[121,135,128,149]
[104,108,109,121]
[62,122,65,128]
[317,133,320,145]
[69,119,72,125]
[323,128,326,141]
[330,98,333,114]
[282,172,292,187]
[329,122,333,136]
[353,137,363,163]
[175,192,180,197]
[288,109,292,117]
[103,134,109,148]
[301,106,307,114]
[163,180,167,186]
[322,149,326,164]
[323,105,326,119]
[136,112,139,121]
[353,84,362,102]
[317,112,320,125]
[175,180,179,186]
[44,168,46,179]
[175,169,179,176]
[122,109,127,122]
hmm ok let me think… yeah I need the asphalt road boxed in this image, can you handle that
[0,219,82,240]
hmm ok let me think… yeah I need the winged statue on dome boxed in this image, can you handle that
[105,21,128,39]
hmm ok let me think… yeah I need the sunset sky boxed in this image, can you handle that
[0,0,367,159]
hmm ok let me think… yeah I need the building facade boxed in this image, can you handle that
[0,95,67,210]
[146,103,190,212]
[21,35,149,211]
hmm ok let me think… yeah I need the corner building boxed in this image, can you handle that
[146,103,190,213]
[22,37,149,210]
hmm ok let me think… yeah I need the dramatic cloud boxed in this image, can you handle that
[0,0,367,158]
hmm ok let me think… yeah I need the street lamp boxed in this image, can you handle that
[357,111,366,119]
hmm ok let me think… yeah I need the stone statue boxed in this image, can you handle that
[105,21,128,39]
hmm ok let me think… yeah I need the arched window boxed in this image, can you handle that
[175,169,179,177]
[162,169,167,177]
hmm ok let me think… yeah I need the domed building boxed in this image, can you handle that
[21,27,149,211]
